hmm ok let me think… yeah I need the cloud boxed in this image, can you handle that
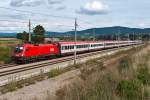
[10,0,44,7]
[55,6,66,10]
[47,0,66,10]
[10,0,66,10]
[48,0,64,5]
[77,0,110,15]
[0,20,28,32]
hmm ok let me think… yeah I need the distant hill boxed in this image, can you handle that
[46,26,150,37]
[64,26,150,36]
[1,26,150,38]
[0,33,17,38]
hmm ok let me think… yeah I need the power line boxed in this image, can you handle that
[0,6,75,20]
[0,19,28,24]
[0,6,101,32]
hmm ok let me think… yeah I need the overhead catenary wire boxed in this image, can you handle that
[0,19,28,24]
[0,6,75,20]
[0,6,99,26]
[0,6,100,33]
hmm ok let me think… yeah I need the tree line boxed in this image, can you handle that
[17,25,150,43]
[16,25,45,44]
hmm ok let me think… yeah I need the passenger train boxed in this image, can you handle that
[12,41,141,63]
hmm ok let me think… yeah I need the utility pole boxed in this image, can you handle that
[93,29,95,41]
[128,33,130,41]
[148,33,150,42]
[115,33,118,41]
[74,18,77,64]
[118,27,121,41]
[28,19,31,43]
[138,33,141,41]
[118,27,120,48]
[133,32,135,41]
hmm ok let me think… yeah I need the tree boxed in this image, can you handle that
[33,25,45,43]
[16,31,29,42]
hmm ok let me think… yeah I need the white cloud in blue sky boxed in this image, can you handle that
[10,0,44,7]
[77,1,110,15]
[0,0,149,32]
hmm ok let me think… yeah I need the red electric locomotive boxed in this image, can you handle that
[12,43,60,63]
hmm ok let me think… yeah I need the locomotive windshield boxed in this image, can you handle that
[15,47,23,53]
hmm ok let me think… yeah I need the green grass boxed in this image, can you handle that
[137,65,150,85]
[116,80,143,100]
[0,46,14,64]
[0,40,21,45]
[0,40,21,64]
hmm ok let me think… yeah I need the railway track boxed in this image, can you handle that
[0,63,18,69]
[0,44,143,87]
[0,45,137,77]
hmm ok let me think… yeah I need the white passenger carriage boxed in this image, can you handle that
[59,42,90,54]
[59,41,140,55]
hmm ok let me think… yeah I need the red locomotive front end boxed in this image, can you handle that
[12,43,60,63]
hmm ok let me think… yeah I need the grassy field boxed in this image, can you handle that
[0,39,21,64]
[0,39,21,46]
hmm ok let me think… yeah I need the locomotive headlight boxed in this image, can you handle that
[20,47,23,50]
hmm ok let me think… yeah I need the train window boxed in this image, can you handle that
[76,45,78,48]
[79,45,81,48]
[78,45,80,48]
[65,46,68,50]
[106,43,111,45]
[83,45,85,48]
[15,47,23,53]
[71,46,74,49]
[70,46,74,49]
[61,46,64,50]
[77,45,79,48]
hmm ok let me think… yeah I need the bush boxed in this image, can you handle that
[71,63,83,69]
[116,80,142,100]
[1,81,18,94]
[117,57,134,79]
[118,57,130,72]
[137,66,150,85]
[24,77,36,86]
[48,68,62,78]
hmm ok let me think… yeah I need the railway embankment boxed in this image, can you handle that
[0,44,149,100]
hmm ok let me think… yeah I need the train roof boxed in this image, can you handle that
[58,40,131,45]
[18,43,55,47]
[16,40,136,47]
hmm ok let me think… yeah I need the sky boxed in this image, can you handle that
[0,0,150,32]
